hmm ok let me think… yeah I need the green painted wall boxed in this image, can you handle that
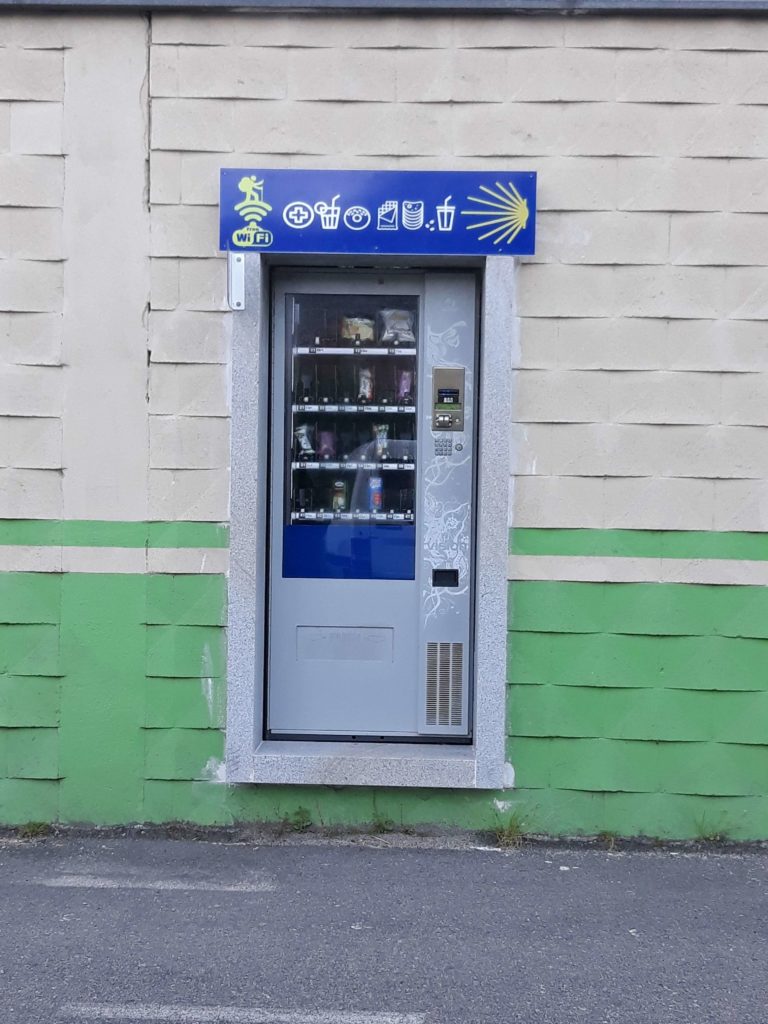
[0,520,228,548]
[1,537,767,839]
[510,528,768,561]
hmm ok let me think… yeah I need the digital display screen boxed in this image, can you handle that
[437,388,460,406]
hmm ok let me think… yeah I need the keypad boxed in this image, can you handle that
[434,437,453,457]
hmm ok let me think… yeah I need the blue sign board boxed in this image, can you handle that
[219,169,536,257]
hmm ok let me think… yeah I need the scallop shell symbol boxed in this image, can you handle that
[461,181,529,246]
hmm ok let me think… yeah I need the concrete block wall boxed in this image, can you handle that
[0,31,64,520]
[1,11,767,837]
[146,11,768,534]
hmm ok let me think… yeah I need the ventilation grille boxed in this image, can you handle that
[425,642,464,727]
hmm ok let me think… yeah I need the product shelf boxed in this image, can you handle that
[291,461,415,472]
[291,404,416,415]
[293,347,416,357]
[291,511,415,523]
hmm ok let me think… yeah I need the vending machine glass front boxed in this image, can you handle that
[267,271,476,741]
[283,293,419,581]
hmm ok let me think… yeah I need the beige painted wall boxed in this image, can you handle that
[1,20,65,517]
[2,12,768,528]
[1,15,150,521]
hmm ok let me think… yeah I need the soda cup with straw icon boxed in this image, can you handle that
[314,195,341,230]
[436,196,456,232]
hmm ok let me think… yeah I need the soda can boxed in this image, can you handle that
[368,476,383,512]
[332,480,347,512]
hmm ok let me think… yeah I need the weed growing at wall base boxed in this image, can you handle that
[495,809,530,848]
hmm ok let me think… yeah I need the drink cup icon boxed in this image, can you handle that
[436,196,456,232]
[402,201,424,230]
[314,195,341,230]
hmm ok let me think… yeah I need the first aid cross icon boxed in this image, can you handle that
[283,202,315,228]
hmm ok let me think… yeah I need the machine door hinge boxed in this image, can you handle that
[227,251,245,311]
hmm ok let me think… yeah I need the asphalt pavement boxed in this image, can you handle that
[0,831,766,1024]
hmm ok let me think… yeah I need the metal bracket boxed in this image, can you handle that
[227,251,245,311]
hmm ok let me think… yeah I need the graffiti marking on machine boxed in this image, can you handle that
[220,169,537,256]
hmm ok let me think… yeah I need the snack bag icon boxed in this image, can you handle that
[377,201,398,231]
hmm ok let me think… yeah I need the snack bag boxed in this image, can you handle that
[294,423,315,457]
[397,369,414,403]
[372,423,389,460]
[341,316,375,343]
[318,429,336,459]
[357,365,374,402]
[379,308,415,345]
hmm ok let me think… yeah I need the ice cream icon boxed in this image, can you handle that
[402,201,424,230]
[314,195,341,229]
[436,196,456,232]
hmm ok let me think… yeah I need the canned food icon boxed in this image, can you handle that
[402,201,424,231]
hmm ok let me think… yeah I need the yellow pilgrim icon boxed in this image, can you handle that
[232,176,274,248]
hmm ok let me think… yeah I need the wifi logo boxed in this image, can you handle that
[232,175,274,248]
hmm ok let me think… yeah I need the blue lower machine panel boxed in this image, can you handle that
[283,524,415,580]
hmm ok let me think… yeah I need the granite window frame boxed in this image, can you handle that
[225,254,514,789]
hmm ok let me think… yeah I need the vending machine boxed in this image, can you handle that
[266,270,478,741]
